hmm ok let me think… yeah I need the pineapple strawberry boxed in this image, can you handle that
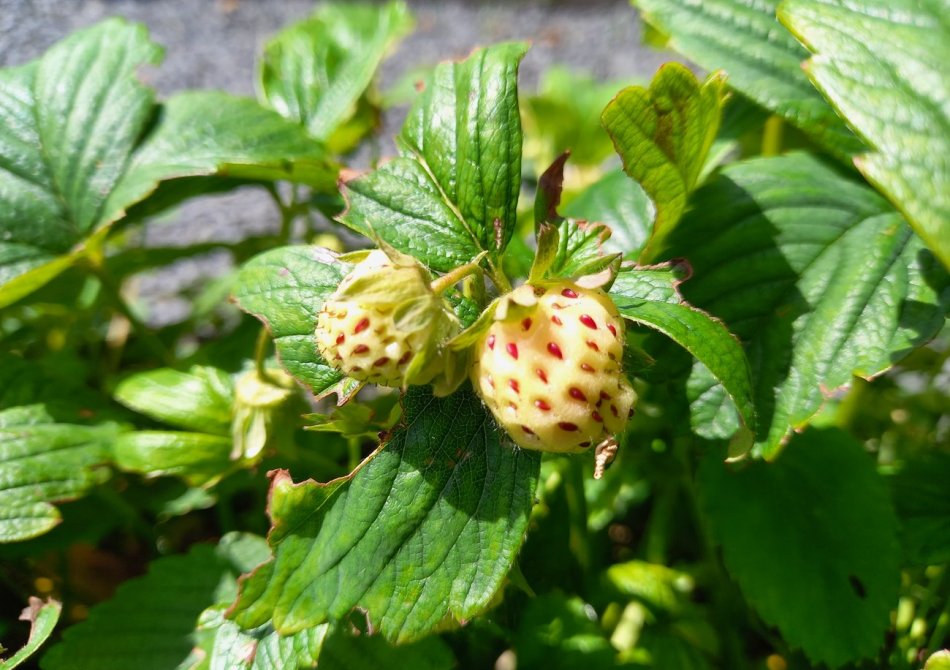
[316,249,459,388]
[471,281,635,453]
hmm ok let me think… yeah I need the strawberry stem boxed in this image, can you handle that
[431,257,486,295]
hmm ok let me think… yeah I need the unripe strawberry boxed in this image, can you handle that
[471,282,635,453]
[316,249,458,388]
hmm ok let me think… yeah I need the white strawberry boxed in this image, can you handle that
[316,249,459,388]
[471,281,635,453]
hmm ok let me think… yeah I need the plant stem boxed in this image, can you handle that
[564,457,592,591]
[254,326,276,384]
[430,258,485,295]
[91,263,172,366]
[486,258,512,294]
[267,183,298,245]
[347,437,362,473]
[464,273,488,309]
[762,116,784,157]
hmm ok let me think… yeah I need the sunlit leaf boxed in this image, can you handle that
[780,0,950,268]
[230,387,540,643]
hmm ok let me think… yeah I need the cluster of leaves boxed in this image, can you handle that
[1,1,948,669]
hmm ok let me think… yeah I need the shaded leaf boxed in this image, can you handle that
[664,153,948,458]
[42,533,268,670]
[780,0,950,268]
[698,428,900,667]
[888,451,950,566]
[514,593,618,670]
[0,355,127,542]
[633,0,863,158]
[317,626,456,670]
[602,63,725,261]
[563,170,653,259]
[230,386,541,644]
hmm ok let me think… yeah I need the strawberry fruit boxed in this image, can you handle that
[471,282,635,453]
[316,249,458,388]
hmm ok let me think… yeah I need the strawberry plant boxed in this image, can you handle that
[1,1,948,669]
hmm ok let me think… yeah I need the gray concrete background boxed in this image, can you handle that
[1,0,675,324]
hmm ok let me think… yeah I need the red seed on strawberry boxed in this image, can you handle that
[579,314,597,329]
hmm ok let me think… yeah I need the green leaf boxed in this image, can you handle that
[602,63,726,262]
[0,598,61,670]
[779,0,950,269]
[317,626,456,670]
[926,651,950,670]
[41,533,268,670]
[113,366,234,435]
[230,386,541,643]
[562,170,653,259]
[664,153,948,458]
[233,246,352,397]
[259,1,413,151]
[606,560,693,613]
[610,265,756,443]
[192,607,327,670]
[698,427,900,667]
[888,452,950,566]
[105,91,338,223]
[513,593,619,670]
[0,19,160,307]
[339,159,485,271]
[340,42,527,270]
[114,432,233,486]
[0,20,338,309]
[522,66,632,174]
[633,0,863,158]
[0,354,126,542]
[701,93,771,181]
[549,220,621,280]
[193,612,455,670]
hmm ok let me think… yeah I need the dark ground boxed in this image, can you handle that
[1,0,677,324]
